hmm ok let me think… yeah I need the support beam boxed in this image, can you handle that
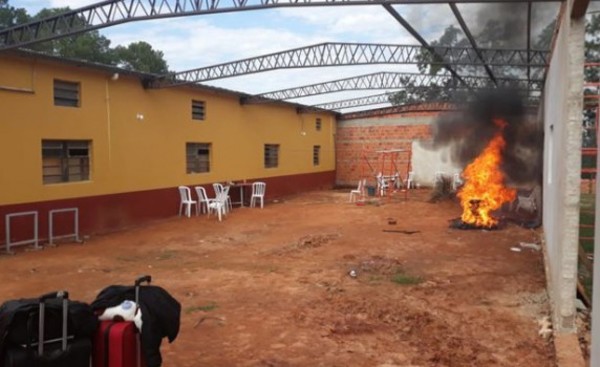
[314,93,394,110]
[154,42,549,87]
[382,4,469,87]
[571,0,590,17]
[449,2,497,84]
[338,102,458,119]
[0,0,564,51]
[527,2,532,82]
[242,71,541,103]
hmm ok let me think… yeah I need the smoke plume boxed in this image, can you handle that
[430,89,543,186]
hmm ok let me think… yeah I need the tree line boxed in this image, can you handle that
[0,0,169,74]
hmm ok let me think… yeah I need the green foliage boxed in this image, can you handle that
[2,1,169,74]
[114,41,169,74]
[0,0,28,28]
[390,268,423,285]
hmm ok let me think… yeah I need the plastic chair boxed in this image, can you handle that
[452,173,463,191]
[178,186,198,217]
[405,171,415,189]
[208,185,231,221]
[376,173,388,197]
[349,179,366,203]
[194,186,212,214]
[515,187,538,213]
[250,182,266,208]
[213,183,232,213]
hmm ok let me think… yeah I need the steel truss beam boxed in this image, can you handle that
[242,71,542,102]
[0,0,563,51]
[449,3,496,83]
[315,93,394,110]
[383,4,468,87]
[337,96,539,119]
[338,102,458,119]
[155,43,549,87]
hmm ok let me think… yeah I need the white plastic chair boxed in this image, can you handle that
[178,186,198,217]
[213,183,232,213]
[208,185,231,221]
[452,173,463,191]
[250,182,266,208]
[349,178,366,203]
[515,187,538,213]
[405,171,415,189]
[376,173,389,196]
[194,186,212,214]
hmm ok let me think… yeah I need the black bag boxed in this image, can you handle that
[0,291,96,367]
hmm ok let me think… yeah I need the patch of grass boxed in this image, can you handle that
[390,268,423,285]
[186,302,218,313]
[581,239,595,254]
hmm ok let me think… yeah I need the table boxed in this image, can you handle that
[231,182,253,207]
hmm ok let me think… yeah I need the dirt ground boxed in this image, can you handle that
[0,190,556,367]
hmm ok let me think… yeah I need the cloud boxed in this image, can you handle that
[48,0,97,9]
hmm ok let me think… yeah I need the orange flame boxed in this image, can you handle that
[457,119,516,228]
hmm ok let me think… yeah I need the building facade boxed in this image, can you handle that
[0,51,336,246]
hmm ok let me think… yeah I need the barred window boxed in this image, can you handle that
[192,100,206,120]
[186,143,211,173]
[42,140,90,184]
[315,118,322,131]
[264,144,279,168]
[54,80,80,107]
[313,145,321,166]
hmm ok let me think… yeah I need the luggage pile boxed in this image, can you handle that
[0,276,181,367]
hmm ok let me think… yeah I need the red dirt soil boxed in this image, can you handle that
[0,190,556,367]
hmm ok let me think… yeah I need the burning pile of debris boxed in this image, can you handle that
[428,90,543,230]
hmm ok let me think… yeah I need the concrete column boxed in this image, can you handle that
[542,0,585,332]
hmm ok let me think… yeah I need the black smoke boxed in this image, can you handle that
[429,89,543,186]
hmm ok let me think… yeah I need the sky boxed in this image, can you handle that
[13,1,572,111]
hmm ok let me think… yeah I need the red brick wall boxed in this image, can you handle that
[335,112,437,187]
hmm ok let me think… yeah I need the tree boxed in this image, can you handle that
[1,1,170,73]
[27,7,117,65]
[113,41,169,74]
[0,0,29,28]
[389,15,556,106]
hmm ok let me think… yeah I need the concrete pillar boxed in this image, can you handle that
[543,0,585,332]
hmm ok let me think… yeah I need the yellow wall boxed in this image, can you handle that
[0,54,336,206]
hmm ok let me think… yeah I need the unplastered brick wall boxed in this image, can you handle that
[336,111,437,187]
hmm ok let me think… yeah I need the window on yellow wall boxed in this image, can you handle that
[42,140,90,184]
[316,118,322,131]
[53,80,80,107]
[186,143,211,173]
[192,100,206,120]
[313,145,321,166]
[264,144,279,168]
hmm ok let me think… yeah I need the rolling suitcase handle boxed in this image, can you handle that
[38,290,69,356]
[134,275,151,367]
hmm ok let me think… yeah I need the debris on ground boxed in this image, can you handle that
[520,242,541,251]
[537,316,553,339]
[382,230,421,234]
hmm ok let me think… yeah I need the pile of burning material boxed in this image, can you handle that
[451,119,516,230]
[425,90,542,230]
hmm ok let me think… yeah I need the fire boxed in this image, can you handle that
[457,119,516,228]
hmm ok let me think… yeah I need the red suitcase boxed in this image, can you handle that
[92,276,150,367]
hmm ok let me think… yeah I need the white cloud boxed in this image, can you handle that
[48,0,97,8]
